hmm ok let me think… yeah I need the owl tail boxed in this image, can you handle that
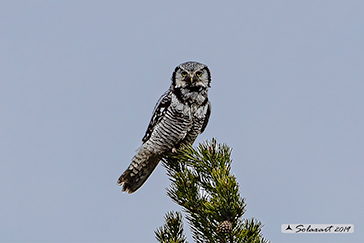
[117,146,161,193]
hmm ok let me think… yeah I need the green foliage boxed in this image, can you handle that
[156,139,269,243]
[155,211,187,243]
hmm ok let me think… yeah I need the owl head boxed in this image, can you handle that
[171,61,211,90]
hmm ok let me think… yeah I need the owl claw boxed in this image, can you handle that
[172,147,177,153]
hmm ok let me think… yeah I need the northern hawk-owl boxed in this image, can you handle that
[117,61,211,193]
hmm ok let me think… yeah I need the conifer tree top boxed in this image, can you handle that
[156,139,270,243]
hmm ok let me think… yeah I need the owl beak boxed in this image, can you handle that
[190,76,194,83]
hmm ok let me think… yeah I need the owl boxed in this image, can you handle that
[118,61,211,193]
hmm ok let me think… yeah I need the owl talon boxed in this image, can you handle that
[172,147,177,153]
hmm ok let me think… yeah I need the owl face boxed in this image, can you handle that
[172,61,211,90]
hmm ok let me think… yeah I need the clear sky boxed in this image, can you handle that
[1,1,363,242]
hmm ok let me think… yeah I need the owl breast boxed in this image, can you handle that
[170,93,209,145]
[172,92,207,119]
[144,93,207,154]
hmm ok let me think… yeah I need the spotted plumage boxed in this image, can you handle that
[117,61,211,193]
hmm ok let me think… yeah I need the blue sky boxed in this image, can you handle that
[1,1,363,242]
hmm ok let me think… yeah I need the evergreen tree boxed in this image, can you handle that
[155,139,270,243]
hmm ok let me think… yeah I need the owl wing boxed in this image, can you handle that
[142,90,172,143]
[200,101,211,134]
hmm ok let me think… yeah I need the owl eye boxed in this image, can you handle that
[196,71,203,77]
[181,71,187,77]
